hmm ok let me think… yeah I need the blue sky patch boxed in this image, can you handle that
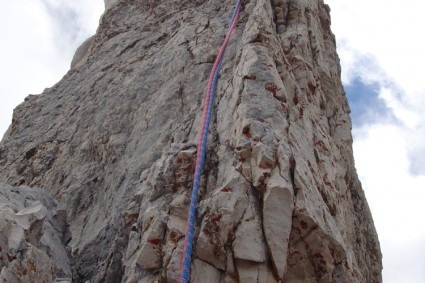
[344,78,389,127]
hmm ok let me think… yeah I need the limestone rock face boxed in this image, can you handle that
[0,0,382,282]
[0,184,70,282]
[104,0,119,10]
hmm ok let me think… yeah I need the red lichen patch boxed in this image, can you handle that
[242,126,252,138]
[323,173,331,186]
[148,239,162,246]
[296,208,306,214]
[251,33,263,43]
[125,213,139,226]
[299,107,304,118]
[293,96,299,105]
[211,214,222,225]
[256,184,267,194]
[259,161,273,170]
[220,187,231,192]
[244,74,257,80]
[169,231,182,244]
[0,245,2,252]
[314,140,325,148]
[300,220,308,229]
[293,227,302,236]
[288,251,303,267]
[265,83,280,97]
[29,258,37,272]
[335,120,348,127]
[314,140,330,153]
[312,253,328,277]
[308,82,316,93]
[212,244,224,257]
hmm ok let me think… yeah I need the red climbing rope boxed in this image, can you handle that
[181,1,242,282]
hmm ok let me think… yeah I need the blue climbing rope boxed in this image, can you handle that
[181,1,242,282]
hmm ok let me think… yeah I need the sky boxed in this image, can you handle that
[327,0,425,282]
[0,0,424,282]
[0,0,104,137]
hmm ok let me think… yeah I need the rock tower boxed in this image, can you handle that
[0,0,382,282]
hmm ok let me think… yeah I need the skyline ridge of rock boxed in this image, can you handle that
[0,0,382,282]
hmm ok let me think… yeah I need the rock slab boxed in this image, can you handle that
[0,184,70,282]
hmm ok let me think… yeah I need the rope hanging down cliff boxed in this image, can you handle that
[181,1,242,282]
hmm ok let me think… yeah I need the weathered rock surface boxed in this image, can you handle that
[0,0,382,282]
[0,184,70,282]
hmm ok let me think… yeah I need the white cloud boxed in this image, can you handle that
[354,123,425,283]
[379,87,420,129]
[0,1,104,138]
[327,0,425,90]
[327,0,425,281]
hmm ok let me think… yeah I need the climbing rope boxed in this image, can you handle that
[181,1,242,282]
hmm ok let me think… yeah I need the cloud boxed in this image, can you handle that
[326,0,425,281]
[0,1,104,138]
[354,122,425,282]
[39,0,104,50]
[327,0,425,89]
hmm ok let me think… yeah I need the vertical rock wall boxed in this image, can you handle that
[0,0,382,282]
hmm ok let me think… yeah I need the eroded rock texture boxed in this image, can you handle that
[0,0,382,282]
[0,184,70,282]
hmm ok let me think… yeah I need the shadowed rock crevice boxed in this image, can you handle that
[0,0,381,282]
